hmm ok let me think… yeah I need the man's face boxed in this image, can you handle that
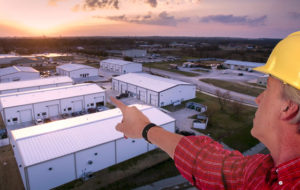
[251,76,284,144]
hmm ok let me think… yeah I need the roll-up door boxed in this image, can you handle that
[120,83,127,93]
[48,105,59,117]
[73,100,83,112]
[138,90,146,102]
[150,94,158,106]
[94,97,104,107]
[20,109,32,123]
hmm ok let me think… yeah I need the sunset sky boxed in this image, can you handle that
[0,0,299,38]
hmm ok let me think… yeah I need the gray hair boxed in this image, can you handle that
[282,84,300,133]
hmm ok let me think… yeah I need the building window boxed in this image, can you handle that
[68,107,72,111]
[42,112,47,116]
[91,103,94,106]
[88,160,93,165]
[94,153,98,156]
[12,118,18,122]
[87,104,89,107]
[7,119,10,122]
[48,167,53,171]
[37,113,40,117]
[64,109,66,111]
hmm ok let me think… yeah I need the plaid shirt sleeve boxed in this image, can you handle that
[174,136,253,189]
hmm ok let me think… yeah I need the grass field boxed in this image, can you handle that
[143,62,199,77]
[191,92,259,152]
[200,78,264,97]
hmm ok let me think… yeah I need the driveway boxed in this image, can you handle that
[168,108,202,135]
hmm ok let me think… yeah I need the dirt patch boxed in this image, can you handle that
[0,145,24,190]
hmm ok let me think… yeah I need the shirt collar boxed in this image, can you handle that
[274,157,300,183]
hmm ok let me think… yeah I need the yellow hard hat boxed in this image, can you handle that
[253,31,300,90]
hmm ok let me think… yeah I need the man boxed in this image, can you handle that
[110,31,300,189]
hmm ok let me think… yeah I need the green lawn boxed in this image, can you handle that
[191,92,259,152]
[200,78,264,97]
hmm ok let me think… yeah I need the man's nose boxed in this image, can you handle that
[255,91,264,105]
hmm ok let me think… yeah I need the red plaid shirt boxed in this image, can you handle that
[174,136,300,189]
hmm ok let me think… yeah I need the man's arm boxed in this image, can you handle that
[147,126,182,159]
[110,97,183,159]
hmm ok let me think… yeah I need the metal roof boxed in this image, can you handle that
[57,63,97,71]
[113,73,192,92]
[0,66,39,76]
[224,60,265,68]
[101,59,141,66]
[0,76,73,91]
[0,83,104,109]
[11,104,175,167]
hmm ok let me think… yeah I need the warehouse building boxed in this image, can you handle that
[222,60,265,71]
[100,59,142,74]
[112,73,196,107]
[0,83,105,128]
[56,63,98,79]
[0,76,73,95]
[0,66,40,83]
[10,104,175,190]
[257,74,268,86]
[122,49,147,58]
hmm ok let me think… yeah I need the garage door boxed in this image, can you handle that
[120,84,127,93]
[73,100,83,112]
[113,81,118,91]
[48,105,59,117]
[150,94,158,106]
[20,109,32,123]
[138,90,146,102]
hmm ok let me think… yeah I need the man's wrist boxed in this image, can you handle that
[142,123,159,144]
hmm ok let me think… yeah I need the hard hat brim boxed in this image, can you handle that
[253,65,269,74]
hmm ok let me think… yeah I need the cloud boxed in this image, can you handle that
[48,0,66,6]
[288,12,300,19]
[146,0,157,7]
[97,11,190,26]
[200,14,267,26]
[82,0,119,10]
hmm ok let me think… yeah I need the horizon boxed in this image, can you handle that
[0,0,299,38]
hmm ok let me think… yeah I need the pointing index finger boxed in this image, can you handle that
[110,96,127,113]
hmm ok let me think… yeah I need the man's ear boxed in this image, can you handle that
[280,101,299,121]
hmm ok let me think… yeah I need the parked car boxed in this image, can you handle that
[0,129,7,139]
[88,108,97,113]
[35,118,44,125]
[44,118,51,123]
[71,112,79,117]
[79,110,86,115]
[62,113,69,119]
[97,107,104,112]
[116,93,129,99]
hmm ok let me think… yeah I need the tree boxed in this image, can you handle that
[231,98,244,120]
[215,89,231,111]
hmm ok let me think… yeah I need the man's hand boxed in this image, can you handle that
[110,96,151,139]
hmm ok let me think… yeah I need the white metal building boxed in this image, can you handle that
[0,76,73,95]
[100,59,142,74]
[0,83,105,127]
[112,73,196,107]
[122,49,147,58]
[10,104,175,190]
[0,66,40,83]
[56,63,98,79]
[257,74,268,86]
[222,60,265,71]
